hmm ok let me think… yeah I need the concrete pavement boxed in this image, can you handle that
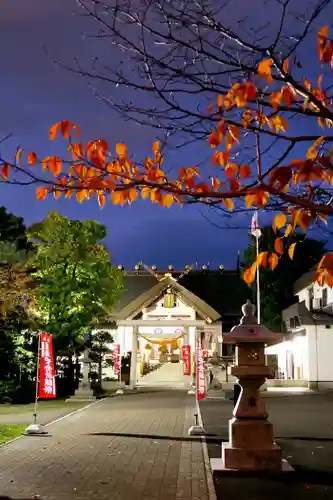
[199,392,333,500]
[0,391,210,500]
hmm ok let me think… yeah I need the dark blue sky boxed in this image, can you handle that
[0,0,332,269]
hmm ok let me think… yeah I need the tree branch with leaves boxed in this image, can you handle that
[1,1,333,284]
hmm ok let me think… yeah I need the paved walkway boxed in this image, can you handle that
[0,391,210,500]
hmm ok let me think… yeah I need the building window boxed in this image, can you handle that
[322,288,328,308]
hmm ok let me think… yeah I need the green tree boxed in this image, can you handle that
[89,331,114,387]
[242,228,326,331]
[0,211,37,401]
[0,242,34,317]
[29,211,123,359]
[0,207,32,251]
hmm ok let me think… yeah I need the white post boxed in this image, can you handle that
[255,227,261,325]
[130,327,138,389]
[252,209,261,325]
[33,332,41,424]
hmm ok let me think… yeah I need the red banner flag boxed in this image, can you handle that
[196,338,207,401]
[113,344,121,377]
[181,345,191,376]
[38,333,56,399]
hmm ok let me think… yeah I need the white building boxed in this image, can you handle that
[90,268,249,388]
[266,268,333,390]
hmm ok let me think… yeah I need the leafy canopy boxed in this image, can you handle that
[29,211,123,353]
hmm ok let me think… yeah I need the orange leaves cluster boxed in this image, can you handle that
[258,59,273,84]
[245,189,269,209]
[318,27,333,65]
[50,120,80,141]
[316,254,333,287]
[243,211,299,285]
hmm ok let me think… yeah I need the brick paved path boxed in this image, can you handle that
[0,390,210,500]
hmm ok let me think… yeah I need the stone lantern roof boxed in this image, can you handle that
[222,300,283,345]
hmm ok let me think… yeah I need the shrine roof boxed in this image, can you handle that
[110,269,250,320]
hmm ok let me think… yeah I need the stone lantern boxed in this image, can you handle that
[211,300,292,472]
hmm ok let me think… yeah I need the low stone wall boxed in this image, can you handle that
[266,379,308,388]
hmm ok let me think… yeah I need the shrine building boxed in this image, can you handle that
[95,265,250,388]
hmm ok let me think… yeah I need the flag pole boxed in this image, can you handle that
[33,332,41,425]
[255,210,261,324]
[25,332,47,435]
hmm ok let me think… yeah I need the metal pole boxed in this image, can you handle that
[33,333,41,425]
[255,211,261,325]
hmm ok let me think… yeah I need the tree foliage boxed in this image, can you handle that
[243,228,326,330]
[2,2,333,284]
[89,330,114,385]
[29,211,123,355]
[0,209,36,395]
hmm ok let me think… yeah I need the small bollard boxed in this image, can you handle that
[188,412,205,436]
[233,383,241,408]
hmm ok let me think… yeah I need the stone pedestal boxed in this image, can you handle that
[211,300,292,473]
[68,349,95,402]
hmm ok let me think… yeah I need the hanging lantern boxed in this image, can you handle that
[164,288,175,308]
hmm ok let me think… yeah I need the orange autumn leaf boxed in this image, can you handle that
[258,59,273,85]
[282,58,289,73]
[225,163,238,178]
[212,150,229,166]
[76,190,86,203]
[15,147,23,164]
[216,95,223,109]
[28,152,37,167]
[269,252,279,270]
[239,165,251,178]
[49,156,62,177]
[280,87,294,106]
[98,193,106,208]
[152,141,160,153]
[208,130,222,148]
[242,109,253,128]
[274,237,283,256]
[53,190,61,200]
[318,26,329,61]
[273,213,287,232]
[1,163,10,180]
[270,92,281,111]
[243,262,257,285]
[288,242,297,259]
[257,251,268,268]
[270,115,288,132]
[206,103,214,114]
[223,198,234,211]
[128,188,138,202]
[141,186,150,200]
[116,143,127,157]
[61,120,71,139]
[36,186,48,200]
[228,125,240,143]
[161,193,174,208]
[49,122,60,140]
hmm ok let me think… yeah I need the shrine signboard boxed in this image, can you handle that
[196,338,207,401]
[38,333,56,399]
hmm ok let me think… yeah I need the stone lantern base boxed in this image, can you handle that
[212,417,283,471]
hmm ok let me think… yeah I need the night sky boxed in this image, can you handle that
[0,0,332,269]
